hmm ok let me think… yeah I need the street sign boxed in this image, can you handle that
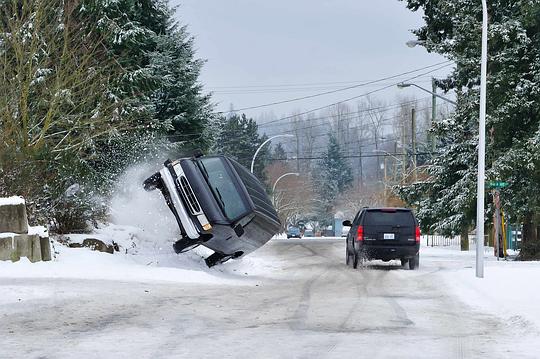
[488,181,509,189]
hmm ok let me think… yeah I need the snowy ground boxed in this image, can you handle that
[1,237,540,358]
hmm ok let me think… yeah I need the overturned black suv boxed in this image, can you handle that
[144,153,281,267]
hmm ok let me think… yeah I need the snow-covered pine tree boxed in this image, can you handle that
[80,0,214,175]
[272,143,288,162]
[400,0,540,256]
[151,24,214,153]
[313,134,353,225]
[214,114,271,184]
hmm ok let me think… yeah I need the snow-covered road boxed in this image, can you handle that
[1,239,539,358]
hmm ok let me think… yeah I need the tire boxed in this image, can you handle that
[352,251,359,269]
[143,172,162,191]
[400,258,408,267]
[205,252,233,267]
[346,246,351,266]
[409,253,419,270]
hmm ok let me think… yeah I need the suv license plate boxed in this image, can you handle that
[384,233,395,240]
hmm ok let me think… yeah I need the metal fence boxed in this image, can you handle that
[424,235,462,247]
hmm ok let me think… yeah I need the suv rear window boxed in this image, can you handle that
[364,210,414,226]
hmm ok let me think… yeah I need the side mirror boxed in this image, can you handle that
[342,220,352,227]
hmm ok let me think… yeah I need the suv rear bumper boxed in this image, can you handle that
[358,243,419,260]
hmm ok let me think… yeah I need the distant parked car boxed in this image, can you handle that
[344,207,420,270]
[144,154,281,267]
[287,226,302,239]
[303,229,314,238]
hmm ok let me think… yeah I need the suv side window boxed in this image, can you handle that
[353,210,365,225]
[352,211,362,225]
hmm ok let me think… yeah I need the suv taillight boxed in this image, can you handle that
[415,226,421,243]
[356,225,364,241]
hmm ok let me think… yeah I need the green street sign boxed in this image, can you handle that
[488,181,509,189]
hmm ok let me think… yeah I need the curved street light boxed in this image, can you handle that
[405,39,426,48]
[250,134,295,174]
[397,82,457,106]
[372,149,403,164]
[272,172,300,205]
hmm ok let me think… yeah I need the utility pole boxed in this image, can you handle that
[295,133,300,172]
[358,144,364,189]
[401,121,407,181]
[476,0,488,279]
[374,134,380,181]
[493,189,501,260]
[411,108,417,182]
[383,156,388,203]
[431,77,437,153]
[393,141,399,183]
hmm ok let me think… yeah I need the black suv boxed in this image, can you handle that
[144,154,281,267]
[343,207,420,270]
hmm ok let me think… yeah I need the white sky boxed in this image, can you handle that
[172,0,451,119]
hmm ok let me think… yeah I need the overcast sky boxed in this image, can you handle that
[172,0,451,119]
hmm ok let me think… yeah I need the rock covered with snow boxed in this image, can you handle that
[0,196,26,206]
[0,196,29,234]
[0,197,51,262]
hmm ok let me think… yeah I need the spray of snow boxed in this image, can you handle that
[109,162,179,251]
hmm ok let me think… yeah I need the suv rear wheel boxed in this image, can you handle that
[400,258,408,267]
[409,253,419,270]
[352,251,359,269]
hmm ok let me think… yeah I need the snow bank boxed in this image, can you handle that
[430,246,540,330]
[0,241,259,286]
[0,196,25,206]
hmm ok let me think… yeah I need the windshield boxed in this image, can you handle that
[198,157,250,221]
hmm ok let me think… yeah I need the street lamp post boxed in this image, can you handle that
[250,134,294,174]
[272,172,300,205]
[476,0,488,278]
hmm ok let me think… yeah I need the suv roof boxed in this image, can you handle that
[364,207,412,212]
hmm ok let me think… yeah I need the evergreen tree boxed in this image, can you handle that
[313,134,353,223]
[399,0,540,256]
[272,143,287,162]
[0,0,214,231]
[214,114,271,183]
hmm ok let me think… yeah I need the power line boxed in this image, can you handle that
[257,96,431,129]
[215,61,452,114]
[165,96,438,140]
[212,79,439,95]
[278,104,434,137]
[247,63,453,128]
[236,152,436,162]
[208,75,441,90]
[165,97,444,146]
